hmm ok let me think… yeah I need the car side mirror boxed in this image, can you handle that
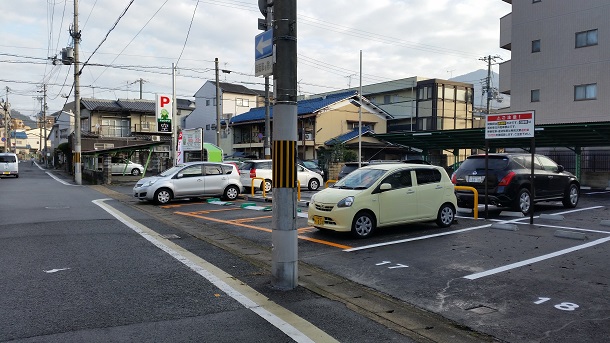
[557,165,564,173]
[379,183,392,191]
[176,173,184,179]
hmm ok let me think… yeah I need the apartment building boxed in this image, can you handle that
[498,0,610,124]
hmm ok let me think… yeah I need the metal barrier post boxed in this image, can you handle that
[454,186,479,219]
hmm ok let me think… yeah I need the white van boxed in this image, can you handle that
[0,153,19,178]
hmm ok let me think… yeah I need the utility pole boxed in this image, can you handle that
[43,84,48,167]
[479,55,501,115]
[3,87,10,153]
[171,63,176,165]
[215,58,221,147]
[263,4,273,159]
[479,54,501,219]
[138,78,144,99]
[72,0,82,184]
[271,0,298,290]
[36,96,43,155]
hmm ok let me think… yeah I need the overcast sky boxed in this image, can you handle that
[2,0,511,118]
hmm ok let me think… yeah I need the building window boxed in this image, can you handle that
[574,84,597,101]
[206,100,210,106]
[575,29,598,48]
[236,98,242,106]
[532,39,541,53]
[242,99,249,107]
[383,95,391,104]
[531,89,540,102]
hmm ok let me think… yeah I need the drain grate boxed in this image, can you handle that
[467,305,497,314]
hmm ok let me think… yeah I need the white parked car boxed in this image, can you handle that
[0,153,19,178]
[111,159,145,176]
[238,159,323,192]
[308,163,457,238]
[133,161,243,204]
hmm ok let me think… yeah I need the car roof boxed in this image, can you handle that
[359,163,440,171]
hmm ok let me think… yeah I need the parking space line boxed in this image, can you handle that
[463,235,610,280]
[518,222,610,235]
[233,215,273,223]
[175,211,352,250]
[551,205,604,215]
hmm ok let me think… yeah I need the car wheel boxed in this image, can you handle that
[351,212,376,238]
[261,179,272,193]
[222,185,240,201]
[436,203,456,228]
[308,179,320,191]
[154,188,173,205]
[562,183,579,208]
[131,168,141,176]
[515,188,532,214]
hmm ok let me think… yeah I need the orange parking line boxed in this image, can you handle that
[175,212,352,249]
[233,215,273,223]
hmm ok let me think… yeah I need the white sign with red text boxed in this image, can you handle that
[485,111,535,139]
[181,128,203,151]
[176,130,184,165]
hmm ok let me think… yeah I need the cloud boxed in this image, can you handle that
[1,0,510,115]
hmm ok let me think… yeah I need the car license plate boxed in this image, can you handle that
[468,175,485,183]
[313,215,325,225]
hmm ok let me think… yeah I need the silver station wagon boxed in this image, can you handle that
[133,161,243,204]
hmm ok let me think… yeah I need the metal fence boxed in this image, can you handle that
[545,150,610,173]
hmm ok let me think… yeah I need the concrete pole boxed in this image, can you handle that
[73,0,82,185]
[43,84,48,167]
[171,63,176,165]
[264,5,273,160]
[358,50,362,167]
[215,58,221,147]
[271,0,298,290]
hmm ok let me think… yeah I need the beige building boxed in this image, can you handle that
[499,0,610,124]
[230,91,392,160]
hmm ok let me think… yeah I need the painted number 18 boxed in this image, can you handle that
[534,297,580,311]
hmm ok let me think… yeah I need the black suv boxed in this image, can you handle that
[452,153,580,214]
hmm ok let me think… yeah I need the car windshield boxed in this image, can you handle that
[302,161,318,169]
[333,168,386,189]
[158,165,185,177]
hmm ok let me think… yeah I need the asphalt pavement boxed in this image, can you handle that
[15,164,500,343]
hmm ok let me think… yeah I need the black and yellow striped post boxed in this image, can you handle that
[270,0,298,290]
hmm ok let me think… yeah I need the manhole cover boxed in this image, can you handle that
[467,306,497,314]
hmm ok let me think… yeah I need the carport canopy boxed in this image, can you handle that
[82,141,166,178]
[373,121,610,152]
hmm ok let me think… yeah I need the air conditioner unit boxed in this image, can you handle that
[304,133,313,140]
[151,135,161,141]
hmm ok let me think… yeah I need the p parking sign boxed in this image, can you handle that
[156,94,173,132]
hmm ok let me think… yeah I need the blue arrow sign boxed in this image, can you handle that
[255,29,273,60]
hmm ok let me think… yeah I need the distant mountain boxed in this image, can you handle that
[450,69,509,110]
[10,109,37,129]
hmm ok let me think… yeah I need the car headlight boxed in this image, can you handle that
[145,179,158,187]
[337,196,354,208]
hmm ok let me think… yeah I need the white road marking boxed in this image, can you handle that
[93,199,334,343]
[517,222,610,235]
[584,190,610,195]
[46,172,77,186]
[44,268,70,273]
[344,206,604,253]
[463,235,610,280]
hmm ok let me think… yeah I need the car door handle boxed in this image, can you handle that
[406,190,415,194]
[435,185,443,189]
